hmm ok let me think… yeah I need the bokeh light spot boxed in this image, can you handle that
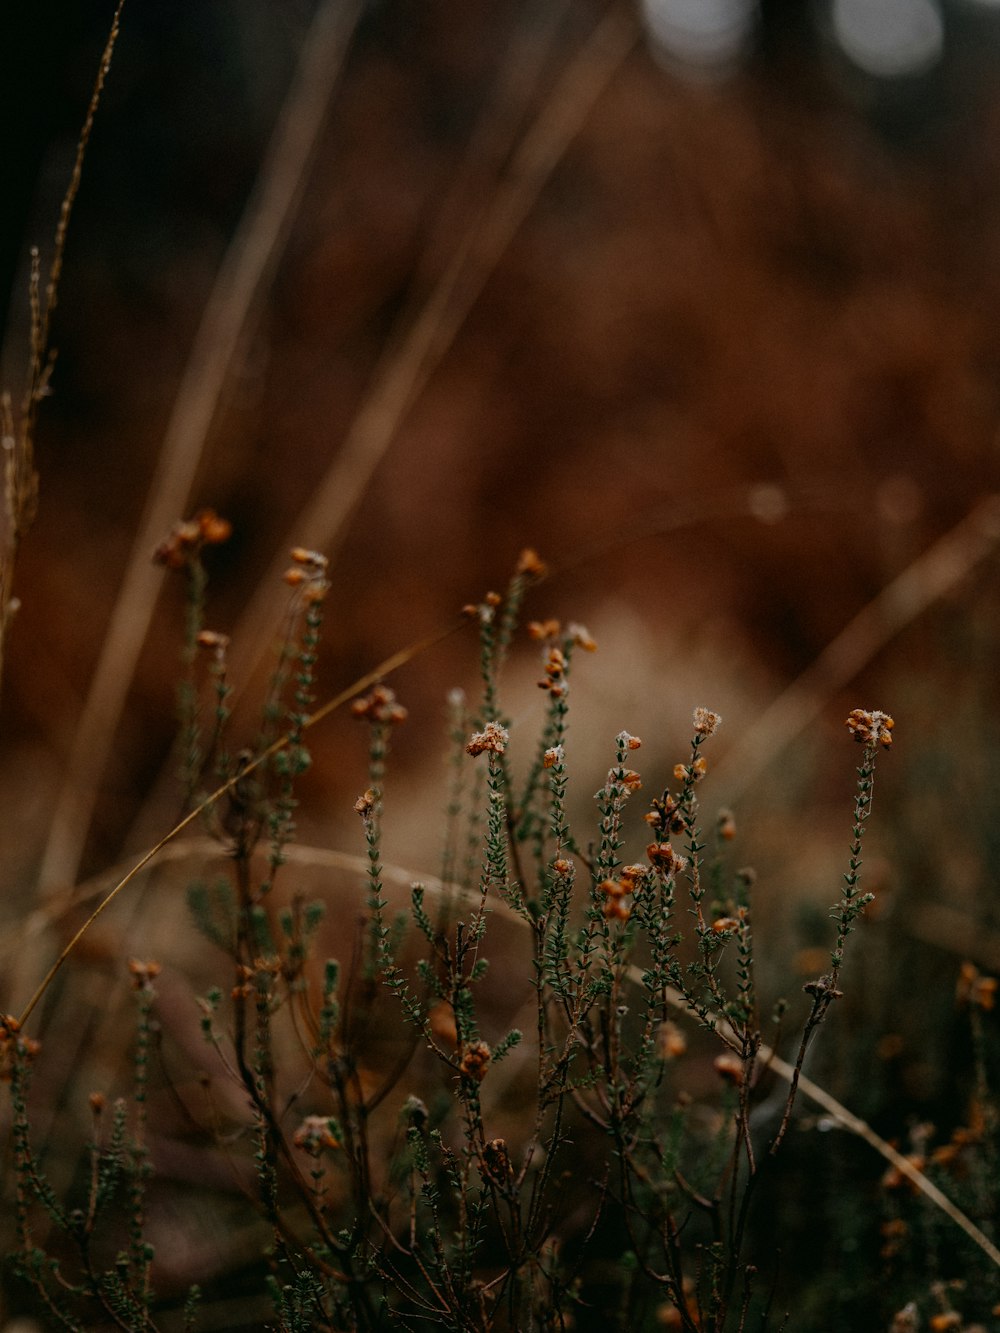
[832,0,944,78]
[641,0,758,69]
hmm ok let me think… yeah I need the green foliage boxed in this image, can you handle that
[3,552,924,1332]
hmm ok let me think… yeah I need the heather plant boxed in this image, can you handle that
[6,8,1000,1333]
[2,532,908,1331]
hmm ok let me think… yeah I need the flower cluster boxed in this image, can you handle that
[714,1052,745,1086]
[153,508,231,568]
[646,841,687,877]
[598,864,648,922]
[598,877,631,922]
[458,1039,492,1082]
[542,744,564,769]
[293,1115,341,1154]
[0,1015,41,1081]
[127,959,162,991]
[538,645,567,697]
[516,547,547,579]
[482,1136,512,1183]
[353,788,377,817]
[845,708,895,749]
[466,720,509,756]
[956,961,997,1011]
[196,628,230,663]
[283,546,330,602]
[351,684,408,726]
[461,590,502,625]
[693,707,722,737]
[527,618,597,652]
[644,793,683,835]
[657,1020,687,1060]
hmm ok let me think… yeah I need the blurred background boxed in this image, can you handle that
[2,0,1000,1326]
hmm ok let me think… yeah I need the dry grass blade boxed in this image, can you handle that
[716,492,1000,800]
[222,5,640,701]
[35,0,363,900]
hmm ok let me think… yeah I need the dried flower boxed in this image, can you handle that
[711,917,740,935]
[619,864,648,892]
[283,546,329,599]
[0,1016,41,1080]
[620,768,643,792]
[538,645,568,694]
[956,961,997,1011]
[846,708,895,749]
[351,685,408,726]
[713,1053,745,1085]
[293,1115,341,1153]
[196,629,230,664]
[516,548,547,579]
[657,1020,687,1060]
[889,1303,919,1333]
[567,622,597,652]
[354,789,377,817]
[466,720,509,756]
[198,510,233,545]
[459,1039,492,1081]
[716,808,736,841]
[127,959,162,991]
[153,509,231,568]
[928,1313,961,1331]
[482,1137,512,1182]
[647,842,687,877]
[693,707,721,737]
[528,618,561,641]
[603,897,631,922]
[429,1005,459,1048]
[542,745,564,769]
